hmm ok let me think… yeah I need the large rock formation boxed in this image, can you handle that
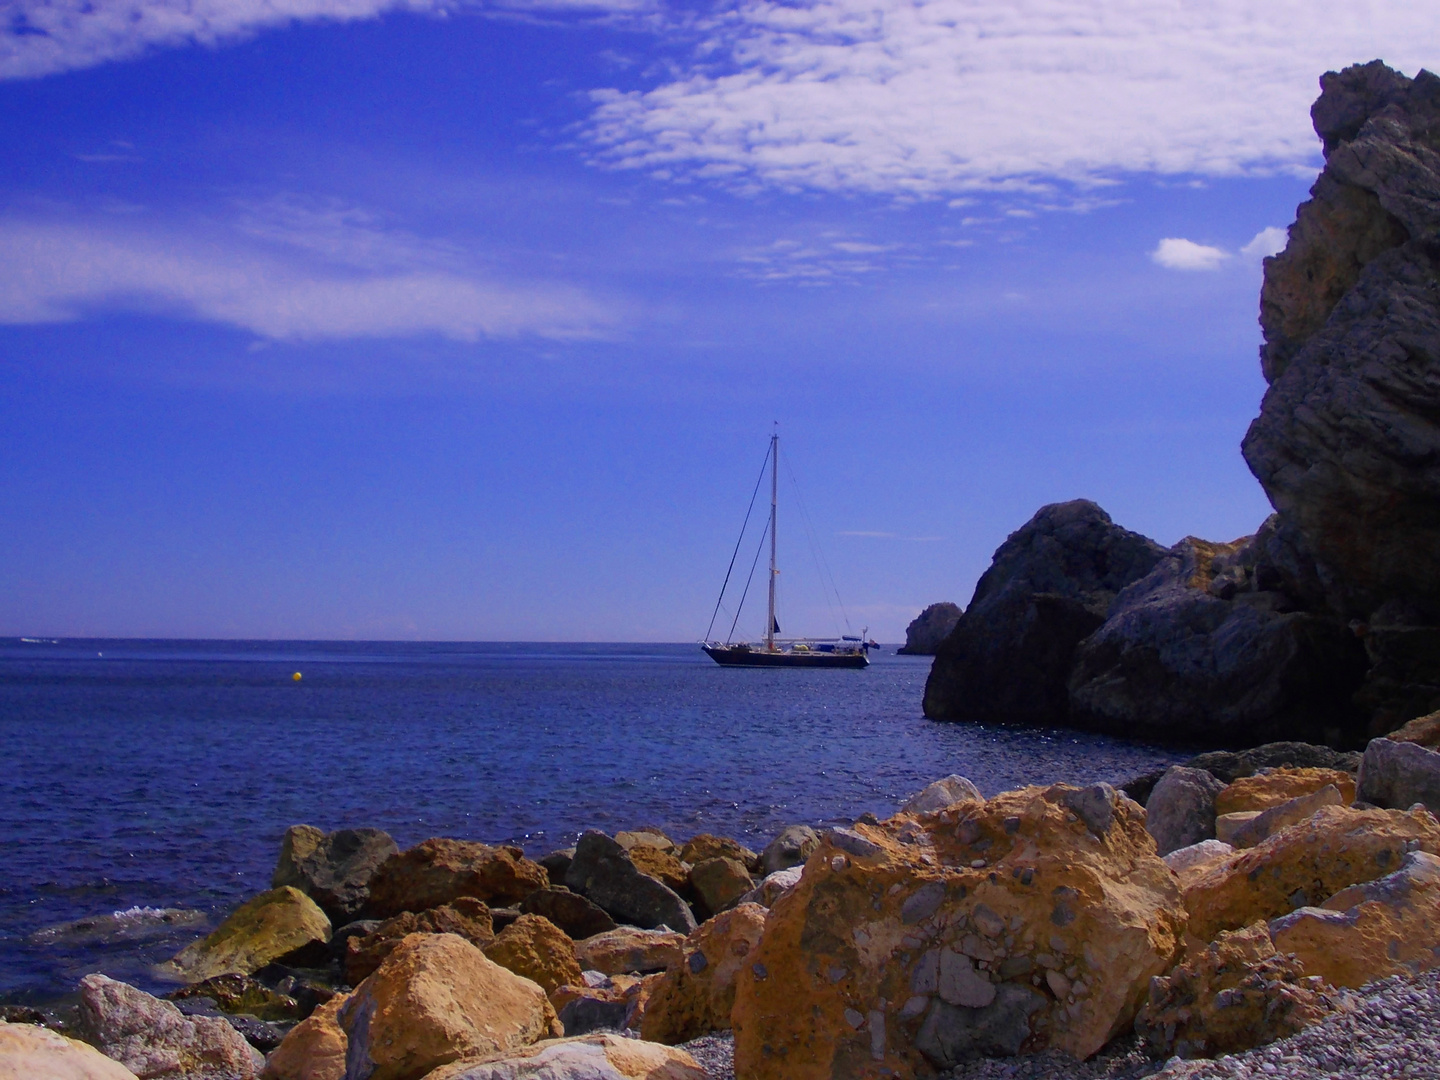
[923,501,1167,726]
[1242,62,1440,728]
[271,825,397,921]
[1067,534,1369,746]
[731,785,1185,1078]
[898,603,962,656]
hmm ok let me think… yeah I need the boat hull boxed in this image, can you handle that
[702,645,869,668]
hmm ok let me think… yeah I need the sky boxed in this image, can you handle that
[1,3,1436,643]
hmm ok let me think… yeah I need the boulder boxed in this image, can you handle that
[1269,849,1440,988]
[1214,767,1357,815]
[1161,841,1235,888]
[574,928,686,976]
[688,857,752,917]
[271,826,398,921]
[1225,785,1345,849]
[738,867,802,909]
[517,888,616,941]
[1215,812,1261,846]
[1134,922,1337,1059]
[1243,63,1440,623]
[366,839,549,918]
[897,603,963,655]
[677,835,759,873]
[759,824,820,876]
[421,1033,706,1080]
[1388,710,1440,748]
[900,775,984,816]
[640,903,767,1045]
[1182,803,1440,943]
[626,846,689,894]
[1145,767,1226,856]
[0,1019,140,1080]
[1181,741,1362,784]
[614,829,675,854]
[923,500,1168,727]
[162,888,330,983]
[564,832,696,933]
[552,983,630,1037]
[259,994,348,1080]
[731,783,1186,1078]
[165,975,305,1023]
[78,974,264,1080]
[344,897,494,984]
[483,914,583,996]
[538,850,574,887]
[338,933,560,1080]
[1358,736,1440,813]
[1067,535,1369,747]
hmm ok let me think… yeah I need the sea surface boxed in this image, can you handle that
[0,638,1186,1003]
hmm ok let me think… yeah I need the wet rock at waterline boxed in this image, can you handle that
[271,826,398,922]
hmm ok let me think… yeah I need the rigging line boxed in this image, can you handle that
[785,457,854,635]
[728,516,772,644]
[705,441,773,641]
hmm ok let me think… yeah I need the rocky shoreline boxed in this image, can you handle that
[5,725,1440,1080]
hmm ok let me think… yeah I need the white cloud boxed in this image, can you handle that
[1151,237,1229,271]
[0,0,646,80]
[587,1,1440,196]
[1242,225,1289,260]
[0,204,618,340]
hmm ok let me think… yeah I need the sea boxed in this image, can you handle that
[0,637,1186,1005]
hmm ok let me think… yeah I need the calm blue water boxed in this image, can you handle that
[0,638,1184,1002]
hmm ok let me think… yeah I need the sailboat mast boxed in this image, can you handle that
[767,430,778,651]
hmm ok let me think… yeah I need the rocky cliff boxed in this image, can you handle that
[897,602,962,655]
[925,61,1440,748]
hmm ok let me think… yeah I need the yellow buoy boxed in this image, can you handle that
[292,672,302,682]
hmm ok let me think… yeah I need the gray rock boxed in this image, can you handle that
[937,949,996,1008]
[1067,536,1369,747]
[826,828,881,859]
[78,973,263,1080]
[901,775,984,815]
[738,867,802,909]
[760,824,820,876]
[557,995,629,1037]
[1358,737,1440,813]
[1229,784,1346,848]
[538,848,575,887]
[270,825,398,922]
[914,983,1047,1066]
[1163,839,1235,876]
[518,886,617,941]
[1244,63,1440,625]
[897,602,963,655]
[922,499,1168,727]
[1060,783,1116,836]
[1145,767,1227,856]
[564,831,696,933]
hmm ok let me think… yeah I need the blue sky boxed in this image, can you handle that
[1,2,1436,641]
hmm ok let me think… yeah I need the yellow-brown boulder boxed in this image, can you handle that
[1269,849,1440,988]
[678,834,759,872]
[627,847,690,894]
[732,783,1186,1079]
[641,902,766,1045]
[261,994,349,1080]
[366,839,549,917]
[484,914,583,996]
[345,896,495,983]
[688,857,753,916]
[1214,767,1357,815]
[574,927,685,976]
[422,1032,706,1080]
[1135,922,1338,1058]
[339,933,560,1080]
[1182,804,1440,943]
[1387,710,1440,749]
[1225,785,1345,849]
[0,1020,140,1080]
[163,887,331,982]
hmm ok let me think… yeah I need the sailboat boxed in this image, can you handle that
[702,431,876,668]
